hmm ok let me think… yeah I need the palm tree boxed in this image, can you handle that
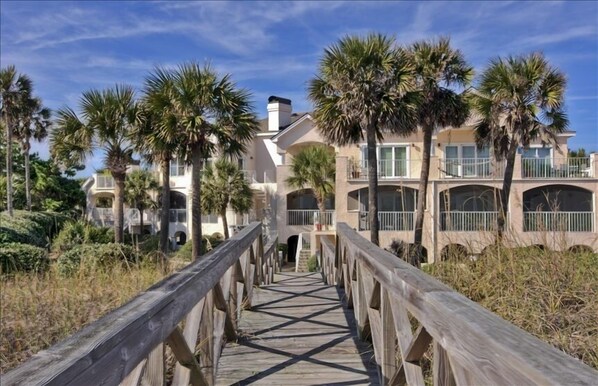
[410,37,473,266]
[471,53,568,237]
[15,96,51,211]
[308,34,418,245]
[51,85,140,243]
[146,63,259,260]
[137,72,182,253]
[125,169,159,237]
[285,145,336,230]
[201,158,253,239]
[1,65,32,217]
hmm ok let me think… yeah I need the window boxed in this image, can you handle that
[201,214,219,223]
[444,144,490,177]
[523,147,551,159]
[361,145,409,177]
[170,158,185,177]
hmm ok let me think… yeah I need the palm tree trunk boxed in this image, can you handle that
[23,142,31,211]
[317,199,326,231]
[413,124,433,267]
[498,143,518,240]
[113,172,126,243]
[139,207,144,237]
[5,114,13,217]
[191,148,203,260]
[366,126,379,245]
[160,158,170,254]
[221,208,229,240]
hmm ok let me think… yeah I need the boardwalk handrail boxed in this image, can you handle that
[320,223,598,386]
[5,222,279,386]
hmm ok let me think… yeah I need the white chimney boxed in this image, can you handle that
[267,96,292,131]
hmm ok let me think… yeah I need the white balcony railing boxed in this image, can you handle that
[524,211,594,232]
[89,207,114,227]
[348,159,415,180]
[287,209,335,227]
[96,175,115,189]
[522,157,592,178]
[169,209,187,224]
[439,158,505,179]
[241,170,257,183]
[359,211,415,231]
[440,211,500,231]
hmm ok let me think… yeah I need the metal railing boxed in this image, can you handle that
[359,211,414,231]
[89,208,114,227]
[439,158,505,179]
[95,175,115,189]
[440,211,500,231]
[287,209,335,227]
[347,159,416,179]
[522,157,592,178]
[169,209,187,223]
[524,211,594,232]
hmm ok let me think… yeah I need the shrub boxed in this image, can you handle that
[57,243,139,276]
[0,243,49,274]
[307,255,318,272]
[175,237,215,261]
[52,221,113,252]
[0,211,68,248]
[139,235,160,254]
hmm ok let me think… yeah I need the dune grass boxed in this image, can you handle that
[425,246,598,369]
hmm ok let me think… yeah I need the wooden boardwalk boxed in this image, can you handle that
[216,272,379,385]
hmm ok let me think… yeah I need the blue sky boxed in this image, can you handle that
[2,1,597,176]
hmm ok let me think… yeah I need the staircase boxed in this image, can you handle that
[296,249,311,272]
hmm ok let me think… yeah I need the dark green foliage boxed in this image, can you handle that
[0,243,49,274]
[0,210,68,248]
[175,234,224,261]
[57,243,139,276]
[307,255,318,272]
[138,235,160,254]
[52,220,114,252]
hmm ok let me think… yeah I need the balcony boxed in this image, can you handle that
[241,170,276,183]
[169,209,187,224]
[95,175,115,189]
[359,211,414,231]
[439,158,505,179]
[524,211,594,232]
[522,157,592,178]
[287,209,335,227]
[89,208,114,227]
[347,159,418,180]
[440,211,500,232]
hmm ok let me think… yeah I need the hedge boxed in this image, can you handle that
[0,211,69,248]
[57,243,140,276]
[0,243,49,274]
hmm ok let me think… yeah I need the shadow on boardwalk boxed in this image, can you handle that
[216,272,379,385]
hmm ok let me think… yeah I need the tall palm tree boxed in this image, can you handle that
[285,145,336,229]
[410,37,473,266]
[308,34,418,245]
[15,96,51,211]
[146,63,259,260]
[137,72,182,253]
[1,65,32,217]
[201,158,253,239]
[51,85,140,243]
[471,53,568,238]
[125,169,159,237]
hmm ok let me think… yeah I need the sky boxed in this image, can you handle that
[1,0,597,176]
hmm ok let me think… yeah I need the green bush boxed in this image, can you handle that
[307,255,318,272]
[139,235,160,254]
[0,243,49,274]
[52,221,113,252]
[175,237,216,261]
[0,211,68,248]
[57,243,140,276]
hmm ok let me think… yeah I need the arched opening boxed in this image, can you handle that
[569,245,593,254]
[523,185,593,232]
[388,239,427,264]
[439,185,501,231]
[348,186,417,231]
[174,231,187,246]
[441,244,469,261]
[169,191,187,223]
[286,189,334,226]
[287,235,299,263]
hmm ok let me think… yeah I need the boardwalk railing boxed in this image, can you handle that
[4,222,279,386]
[320,223,598,386]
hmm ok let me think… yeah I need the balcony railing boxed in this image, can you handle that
[440,211,500,231]
[439,158,505,179]
[96,175,115,189]
[359,211,414,231]
[287,209,335,226]
[169,209,187,223]
[524,211,594,232]
[522,157,592,178]
[347,159,415,180]
[241,170,257,183]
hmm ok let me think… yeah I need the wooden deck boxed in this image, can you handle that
[216,272,379,385]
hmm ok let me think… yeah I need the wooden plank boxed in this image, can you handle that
[213,282,236,341]
[141,344,164,386]
[380,289,398,385]
[433,342,455,386]
[404,325,433,363]
[389,297,426,386]
[120,359,146,386]
[165,327,209,386]
[171,299,205,386]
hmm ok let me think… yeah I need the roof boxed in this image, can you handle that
[259,112,310,133]
[270,113,313,142]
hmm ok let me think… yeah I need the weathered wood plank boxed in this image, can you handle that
[165,327,208,386]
